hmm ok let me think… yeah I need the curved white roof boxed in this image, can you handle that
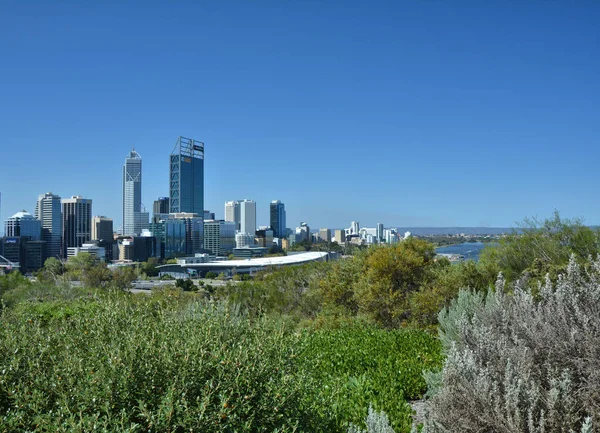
[10,210,35,220]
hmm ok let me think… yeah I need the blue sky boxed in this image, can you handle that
[1,1,599,232]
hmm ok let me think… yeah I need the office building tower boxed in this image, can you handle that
[170,136,204,214]
[235,232,255,249]
[224,201,240,230]
[203,210,215,221]
[334,229,346,244]
[239,199,256,235]
[254,228,273,248]
[92,216,115,262]
[91,216,113,242]
[269,200,286,239]
[204,220,236,256]
[153,197,170,215]
[35,192,62,260]
[0,236,45,273]
[5,211,41,240]
[296,222,310,243]
[62,196,92,258]
[319,228,331,243]
[170,212,204,255]
[377,223,384,242]
[123,149,148,235]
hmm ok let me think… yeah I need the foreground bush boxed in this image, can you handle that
[0,292,332,432]
[423,256,599,432]
[300,325,442,432]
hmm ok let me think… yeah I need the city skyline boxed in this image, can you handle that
[1,2,599,230]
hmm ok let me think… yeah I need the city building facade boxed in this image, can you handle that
[35,192,62,260]
[269,200,286,239]
[239,199,256,236]
[61,196,92,258]
[170,136,204,215]
[224,201,240,231]
[123,149,148,236]
[204,220,236,256]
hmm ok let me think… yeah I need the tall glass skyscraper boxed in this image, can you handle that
[35,192,62,260]
[62,196,92,258]
[170,136,204,215]
[123,149,148,236]
[270,200,286,239]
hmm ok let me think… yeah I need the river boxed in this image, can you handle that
[435,242,490,262]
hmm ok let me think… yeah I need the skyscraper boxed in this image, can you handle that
[170,136,204,215]
[224,200,240,231]
[153,197,170,215]
[239,199,256,235]
[5,211,41,240]
[62,196,92,258]
[35,192,62,260]
[377,223,384,243]
[269,200,286,239]
[123,149,148,236]
[92,216,114,242]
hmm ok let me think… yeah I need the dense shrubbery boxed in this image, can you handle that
[300,325,442,432]
[2,212,599,432]
[422,256,600,432]
[0,291,334,432]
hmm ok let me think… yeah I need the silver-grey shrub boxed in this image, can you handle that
[423,255,599,433]
[347,405,397,433]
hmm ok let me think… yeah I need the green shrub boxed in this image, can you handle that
[0,293,333,432]
[299,325,442,432]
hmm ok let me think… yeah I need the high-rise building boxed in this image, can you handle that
[269,200,286,239]
[203,210,215,221]
[334,229,346,244]
[5,211,41,240]
[91,216,113,242]
[123,149,148,236]
[296,222,310,243]
[224,201,240,231]
[204,220,236,256]
[153,197,170,215]
[170,136,204,215]
[62,196,92,258]
[35,192,62,260]
[239,199,256,235]
[319,228,331,243]
[170,212,204,255]
[377,223,384,243]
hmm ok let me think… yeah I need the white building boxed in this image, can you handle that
[235,232,255,248]
[239,199,256,236]
[67,242,106,262]
[122,149,148,236]
[224,201,240,231]
[384,228,398,244]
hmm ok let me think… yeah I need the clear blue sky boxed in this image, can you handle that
[1,1,599,232]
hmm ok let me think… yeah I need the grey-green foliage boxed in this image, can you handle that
[423,255,599,432]
[348,405,397,433]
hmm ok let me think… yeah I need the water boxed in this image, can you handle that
[435,242,488,262]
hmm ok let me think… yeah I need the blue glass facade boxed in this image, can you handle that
[170,137,204,215]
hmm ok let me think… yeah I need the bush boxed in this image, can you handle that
[0,294,334,431]
[299,324,442,432]
[422,256,600,432]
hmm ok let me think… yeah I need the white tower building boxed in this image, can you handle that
[239,199,256,236]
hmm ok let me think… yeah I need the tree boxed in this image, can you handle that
[353,238,437,327]
[111,266,138,290]
[139,258,159,277]
[205,271,217,279]
[175,278,195,291]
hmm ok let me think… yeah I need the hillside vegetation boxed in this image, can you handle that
[1,213,599,432]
